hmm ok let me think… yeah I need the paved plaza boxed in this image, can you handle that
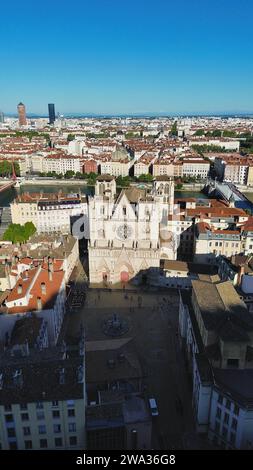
[62,286,206,449]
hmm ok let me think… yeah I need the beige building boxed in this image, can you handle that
[153,160,174,177]
[247,166,253,186]
[100,159,132,177]
[0,347,85,450]
[42,155,81,174]
[182,159,210,179]
[10,192,88,234]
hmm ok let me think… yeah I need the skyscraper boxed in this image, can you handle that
[0,111,4,123]
[48,103,56,124]
[17,102,27,126]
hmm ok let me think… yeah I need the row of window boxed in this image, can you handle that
[209,241,239,247]
[4,400,74,412]
[5,408,75,423]
[14,436,78,450]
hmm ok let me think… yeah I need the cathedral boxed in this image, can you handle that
[88,175,176,285]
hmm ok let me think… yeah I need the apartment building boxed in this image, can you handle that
[152,158,174,177]
[189,137,240,151]
[0,347,85,450]
[194,224,242,263]
[182,159,210,179]
[167,198,249,261]
[10,192,88,234]
[100,159,132,177]
[1,262,66,346]
[42,155,81,174]
[179,281,253,449]
[134,153,156,176]
[86,337,152,450]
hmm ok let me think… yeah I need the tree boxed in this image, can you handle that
[194,129,205,136]
[3,222,36,244]
[138,174,153,182]
[116,176,130,187]
[170,121,178,137]
[64,170,75,179]
[0,161,20,177]
[67,134,75,142]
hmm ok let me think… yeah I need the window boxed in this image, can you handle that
[52,401,59,407]
[52,410,60,419]
[37,411,45,421]
[5,414,14,423]
[7,428,16,438]
[36,402,44,409]
[21,413,29,421]
[20,403,27,411]
[225,399,231,410]
[227,358,239,368]
[53,424,61,434]
[23,427,30,436]
[69,436,77,446]
[55,438,62,447]
[234,405,239,416]
[224,412,229,425]
[40,439,47,449]
[38,425,46,434]
[68,423,76,433]
[218,394,223,405]
[4,405,12,412]
[216,407,221,419]
[25,440,32,449]
[68,409,75,418]
[232,418,238,431]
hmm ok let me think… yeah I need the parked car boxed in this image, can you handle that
[149,398,159,416]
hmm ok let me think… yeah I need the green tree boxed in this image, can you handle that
[170,121,178,137]
[3,222,36,243]
[138,173,153,182]
[194,129,205,136]
[116,176,130,187]
[64,170,75,179]
[67,134,75,142]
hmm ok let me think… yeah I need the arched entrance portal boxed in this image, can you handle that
[120,271,129,283]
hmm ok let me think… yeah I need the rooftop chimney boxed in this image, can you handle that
[37,296,42,310]
[59,368,65,384]
[13,369,23,388]
[41,282,46,295]
[17,284,22,294]
[237,264,245,287]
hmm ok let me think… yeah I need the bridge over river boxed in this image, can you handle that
[204,179,253,213]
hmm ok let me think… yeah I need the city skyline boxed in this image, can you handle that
[1,0,253,115]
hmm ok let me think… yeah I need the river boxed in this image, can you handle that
[0,184,208,208]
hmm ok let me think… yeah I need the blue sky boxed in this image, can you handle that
[0,0,253,115]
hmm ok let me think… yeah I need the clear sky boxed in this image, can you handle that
[0,0,253,115]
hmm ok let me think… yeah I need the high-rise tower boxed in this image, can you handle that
[17,102,27,126]
[48,103,56,125]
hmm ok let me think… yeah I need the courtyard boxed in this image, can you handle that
[62,286,203,449]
